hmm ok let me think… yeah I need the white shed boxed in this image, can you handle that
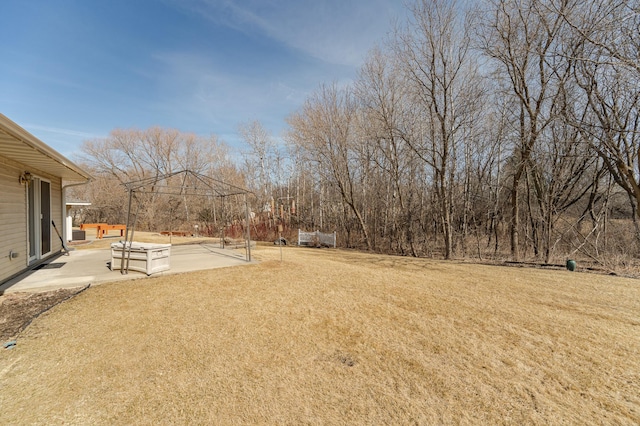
[65,201,91,241]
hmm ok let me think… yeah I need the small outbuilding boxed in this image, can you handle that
[65,201,91,241]
[0,114,92,285]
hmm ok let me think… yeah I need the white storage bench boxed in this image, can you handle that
[111,242,171,275]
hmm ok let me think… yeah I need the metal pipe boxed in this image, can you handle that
[244,193,251,262]
[121,189,133,274]
[125,195,141,274]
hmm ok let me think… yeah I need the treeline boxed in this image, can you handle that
[73,127,247,235]
[281,0,640,267]
[73,0,640,270]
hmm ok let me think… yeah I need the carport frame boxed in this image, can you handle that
[119,169,253,274]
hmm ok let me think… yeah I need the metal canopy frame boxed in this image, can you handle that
[119,169,253,274]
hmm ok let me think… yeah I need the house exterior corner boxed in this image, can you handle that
[0,114,91,285]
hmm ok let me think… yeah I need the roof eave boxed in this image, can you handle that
[0,113,92,182]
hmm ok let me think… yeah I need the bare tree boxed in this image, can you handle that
[566,0,640,236]
[239,120,277,209]
[393,0,481,259]
[287,83,372,249]
[476,0,576,260]
[355,47,422,255]
[77,128,235,232]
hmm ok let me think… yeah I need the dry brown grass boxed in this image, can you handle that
[1,246,639,424]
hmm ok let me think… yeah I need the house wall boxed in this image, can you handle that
[0,155,28,282]
[0,154,63,284]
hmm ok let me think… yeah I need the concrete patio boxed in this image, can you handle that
[0,243,254,294]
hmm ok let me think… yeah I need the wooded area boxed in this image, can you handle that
[72,0,640,271]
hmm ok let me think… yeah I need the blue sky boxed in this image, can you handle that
[1,0,405,158]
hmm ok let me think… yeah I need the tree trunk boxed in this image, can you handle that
[510,176,521,261]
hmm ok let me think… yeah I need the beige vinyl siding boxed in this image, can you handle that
[0,156,65,283]
[0,155,28,282]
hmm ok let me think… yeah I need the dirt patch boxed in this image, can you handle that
[0,287,88,342]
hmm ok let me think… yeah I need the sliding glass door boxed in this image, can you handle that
[27,177,52,263]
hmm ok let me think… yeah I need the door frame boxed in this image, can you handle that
[27,175,53,264]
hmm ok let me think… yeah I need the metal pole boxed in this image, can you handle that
[121,189,133,274]
[125,197,141,274]
[221,197,225,249]
[278,224,283,262]
[244,193,251,262]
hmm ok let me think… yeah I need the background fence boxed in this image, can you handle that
[298,229,336,248]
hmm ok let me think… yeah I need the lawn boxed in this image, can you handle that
[1,246,639,424]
